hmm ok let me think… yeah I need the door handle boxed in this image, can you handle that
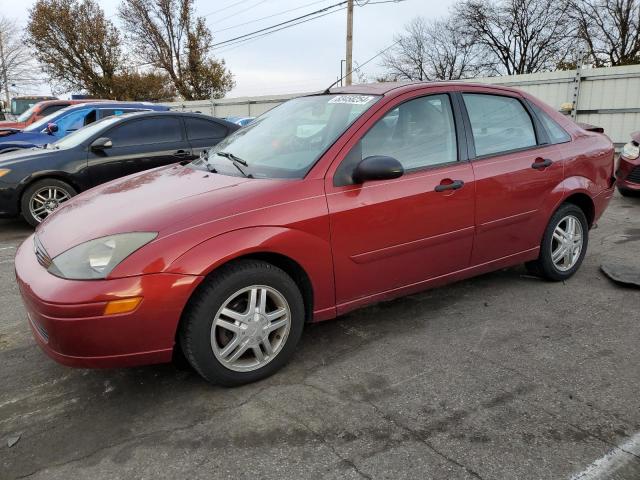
[434,179,464,192]
[174,149,191,158]
[531,158,553,170]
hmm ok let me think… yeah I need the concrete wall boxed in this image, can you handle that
[167,64,640,146]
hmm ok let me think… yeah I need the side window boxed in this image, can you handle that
[107,117,182,147]
[529,102,571,144]
[334,94,458,186]
[463,94,537,157]
[54,109,92,136]
[98,108,145,119]
[185,117,228,140]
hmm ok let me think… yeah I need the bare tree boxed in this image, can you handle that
[381,17,483,81]
[118,0,234,100]
[0,17,40,107]
[454,0,574,75]
[569,0,640,66]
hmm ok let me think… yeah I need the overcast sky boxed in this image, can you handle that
[2,0,457,98]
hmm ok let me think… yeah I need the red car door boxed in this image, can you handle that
[325,89,476,314]
[459,89,565,265]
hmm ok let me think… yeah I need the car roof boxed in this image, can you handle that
[57,101,170,111]
[327,81,521,97]
[91,110,238,128]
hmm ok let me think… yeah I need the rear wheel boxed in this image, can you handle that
[20,179,77,227]
[526,203,589,281]
[179,260,305,386]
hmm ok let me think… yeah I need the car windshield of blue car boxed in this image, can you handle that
[195,94,381,179]
[24,105,78,132]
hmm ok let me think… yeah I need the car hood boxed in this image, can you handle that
[0,130,49,147]
[0,145,55,163]
[0,121,25,129]
[37,164,294,257]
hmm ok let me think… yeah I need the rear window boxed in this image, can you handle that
[463,93,537,157]
[529,103,571,144]
[185,117,227,140]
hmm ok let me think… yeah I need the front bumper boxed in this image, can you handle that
[0,182,20,218]
[616,155,640,191]
[15,234,204,368]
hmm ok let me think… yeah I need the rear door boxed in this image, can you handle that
[86,115,189,186]
[459,89,564,265]
[184,116,231,158]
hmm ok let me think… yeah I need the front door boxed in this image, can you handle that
[325,91,476,312]
[87,115,190,187]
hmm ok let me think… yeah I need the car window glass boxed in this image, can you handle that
[98,108,145,119]
[529,103,571,144]
[463,94,537,156]
[107,117,182,147]
[185,117,227,140]
[360,94,458,170]
[53,109,94,137]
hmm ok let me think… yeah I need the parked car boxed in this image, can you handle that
[0,102,170,154]
[0,99,104,129]
[224,116,255,127]
[616,131,640,196]
[1,111,238,225]
[8,96,57,117]
[14,82,615,386]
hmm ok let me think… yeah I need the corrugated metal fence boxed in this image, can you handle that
[167,64,640,146]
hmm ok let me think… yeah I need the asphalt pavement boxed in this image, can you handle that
[1,193,639,480]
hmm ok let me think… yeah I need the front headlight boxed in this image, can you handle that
[0,169,11,178]
[48,232,157,280]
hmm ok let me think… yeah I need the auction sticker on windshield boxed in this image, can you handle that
[328,95,376,105]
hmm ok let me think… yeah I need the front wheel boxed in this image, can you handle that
[179,260,305,386]
[20,179,77,227]
[526,203,589,281]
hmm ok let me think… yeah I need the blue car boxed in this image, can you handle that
[0,102,170,154]
[224,116,255,127]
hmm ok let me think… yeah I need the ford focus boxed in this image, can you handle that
[15,82,616,386]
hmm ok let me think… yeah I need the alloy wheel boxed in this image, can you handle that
[550,214,584,272]
[29,186,72,223]
[211,285,291,372]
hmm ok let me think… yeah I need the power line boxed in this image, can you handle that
[215,7,347,54]
[212,0,335,34]
[212,1,348,48]
[215,0,270,24]
[201,0,246,18]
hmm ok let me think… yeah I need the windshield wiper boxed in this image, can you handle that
[216,151,252,177]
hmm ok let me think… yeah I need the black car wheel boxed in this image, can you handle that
[21,179,77,227]
[526,203,589,281]
[618,186,640,197]
[179,260,305,386]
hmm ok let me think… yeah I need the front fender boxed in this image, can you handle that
[166,226,337,320]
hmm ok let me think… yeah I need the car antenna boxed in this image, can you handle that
[322,38,402,94]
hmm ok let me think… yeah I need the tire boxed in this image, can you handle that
[525,203,589,281]
[617,186,640,197]
[20,178,77,227]
[179,260,305,386]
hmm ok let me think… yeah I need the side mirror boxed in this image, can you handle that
[90,137,113,151]
[46,123,58,134]
[352,155,404,184]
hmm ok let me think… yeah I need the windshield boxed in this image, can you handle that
[52,115,122,150]
[17,104,39,122]
[197,94,381,179]
[25,105,77,132]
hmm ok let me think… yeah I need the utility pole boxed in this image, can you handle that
[0,29,10,111]
[345,0,354,86]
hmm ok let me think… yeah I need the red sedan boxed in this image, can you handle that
[616,131,640,196]
[15,82,615,386]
